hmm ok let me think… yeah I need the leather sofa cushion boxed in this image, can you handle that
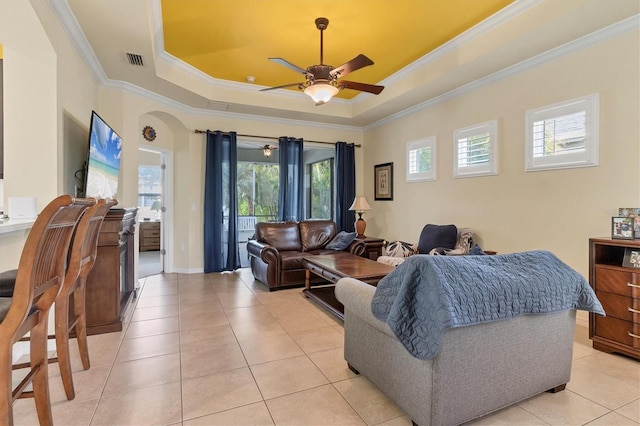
[299,220,335,251]
[280,251,305,270]
[255,222,301,251]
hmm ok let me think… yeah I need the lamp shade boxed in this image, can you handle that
[304,83,339,104]
[349,196,372,212]
[150,200,161,211]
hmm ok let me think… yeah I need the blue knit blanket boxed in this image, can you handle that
[371,251,605,360]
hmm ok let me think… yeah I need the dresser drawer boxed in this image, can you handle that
[142,229,160,238]
[596,291,639,322]
[594,266,640,297]
[593,315,640,349]
[142,237,160,246]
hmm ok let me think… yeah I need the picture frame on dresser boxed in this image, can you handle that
[622,248,640,268]
[611,217,634,240]
[618,208,640,238]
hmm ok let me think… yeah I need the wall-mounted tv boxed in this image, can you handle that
[83,111,122,199]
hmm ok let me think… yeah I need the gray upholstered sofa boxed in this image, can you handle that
[335,277,578,426]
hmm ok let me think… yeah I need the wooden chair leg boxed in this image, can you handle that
[30,318,53,426]
[0,344,14,426]
[55,294,75,401]
[73,280,90,371]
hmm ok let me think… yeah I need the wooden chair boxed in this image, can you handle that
[0,195,94,426]
[52,198,117,400]
[0,199,117,401]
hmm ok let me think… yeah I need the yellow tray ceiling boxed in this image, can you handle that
[161,0,514,99]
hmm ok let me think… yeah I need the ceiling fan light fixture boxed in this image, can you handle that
[304,83,339,104]
[263,145,273,157]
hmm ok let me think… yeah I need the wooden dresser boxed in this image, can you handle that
[588,237,640,360]
[139,221,161,251]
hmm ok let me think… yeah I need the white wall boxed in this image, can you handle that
[0,0,57,210]
[363,30,640,280]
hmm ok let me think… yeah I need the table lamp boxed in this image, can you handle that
[349,196,372,238]
[150,200,161,219]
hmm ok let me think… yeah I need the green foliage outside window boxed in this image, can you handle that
[309,159,333,219]
[237,162,279,220]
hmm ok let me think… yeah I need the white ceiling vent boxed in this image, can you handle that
[125,52,144,66]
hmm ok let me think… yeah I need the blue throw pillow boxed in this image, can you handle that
[326,231,357,250]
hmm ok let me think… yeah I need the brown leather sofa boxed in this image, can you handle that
[247,220,365,291]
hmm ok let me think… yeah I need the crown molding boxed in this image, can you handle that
[47,0,108,85]
[376,0,542,89]
[365,14,640,130]
[105,78,362,133]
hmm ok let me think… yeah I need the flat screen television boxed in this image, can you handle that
[83,111,122,199]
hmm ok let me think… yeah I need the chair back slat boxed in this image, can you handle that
[33,227,67,295]
[9,196,95,318]
[64,198,117,290]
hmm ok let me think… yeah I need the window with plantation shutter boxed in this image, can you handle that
[406,136,436,182]
[453,119,498,178]
[525,93,599,171]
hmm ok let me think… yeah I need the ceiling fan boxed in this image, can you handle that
[260,17,384,105]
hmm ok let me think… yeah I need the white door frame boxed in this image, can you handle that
[138,146,174,273]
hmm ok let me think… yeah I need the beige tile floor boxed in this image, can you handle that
[12,269,640,425]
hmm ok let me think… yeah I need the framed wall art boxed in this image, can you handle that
[611,217,634,240]
[374,162,393,201]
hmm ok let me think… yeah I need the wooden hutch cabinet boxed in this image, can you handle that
[588,237,640,360]
[84,208,137,335]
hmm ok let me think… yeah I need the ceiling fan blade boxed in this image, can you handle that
[268,58,311,76]
[339,80,385,95]
[330,54,374,78]
[259,83,303,92]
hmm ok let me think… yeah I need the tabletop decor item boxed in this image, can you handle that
[611,216,634,240]
[618,208,640,238]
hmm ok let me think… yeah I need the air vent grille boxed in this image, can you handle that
[125,53,144,66]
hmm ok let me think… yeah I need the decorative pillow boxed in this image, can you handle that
[417,224,458,254]
[385,240,417,258]
[325,231,357,250]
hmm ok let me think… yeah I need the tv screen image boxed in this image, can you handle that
[84,111,122,199]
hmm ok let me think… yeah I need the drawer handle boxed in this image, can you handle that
[629,307,640,314]
[628,332,640,340]
[627,283,640,289]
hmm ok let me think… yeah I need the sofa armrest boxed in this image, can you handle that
[347,239,366,257]
[247,240,280,264]
[335,278,396,338]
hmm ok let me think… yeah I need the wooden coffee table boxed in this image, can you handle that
[302,252,395,319]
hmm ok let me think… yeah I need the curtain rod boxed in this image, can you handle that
[194,129,361,148]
